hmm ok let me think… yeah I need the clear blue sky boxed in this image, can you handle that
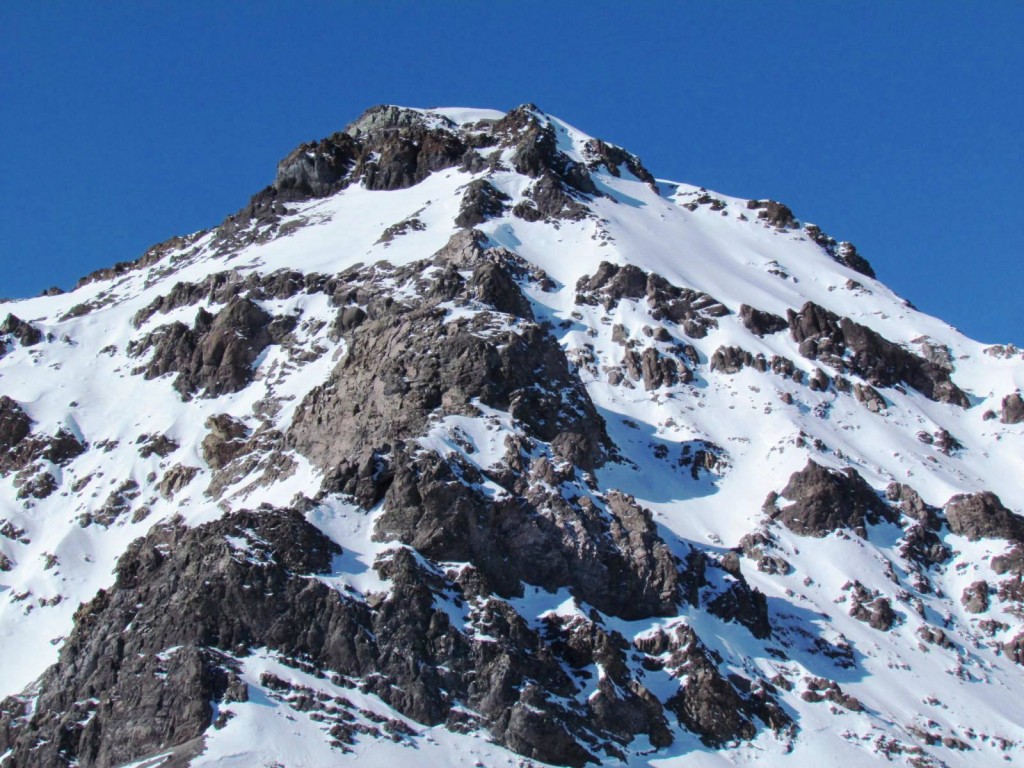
[1,2,1021,343]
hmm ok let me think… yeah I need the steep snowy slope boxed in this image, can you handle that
[0,104,1023,767]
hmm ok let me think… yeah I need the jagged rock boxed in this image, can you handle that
[705,556,772,639]
[0,508,352,768]
[787,302,969,407]
[710,345,756,375]
[79,480,141,528]
[136,432,179,459]
[0,422,86,483]
[376,456,678,620]
[582,138,657,187]
[495,105,596,195]
[808,368,829,392]
[133,268,331,328]
[0,397,31,453]
[739,304,788,336]
[917,625,955,650]
[961,580,990,613]
[848,586,896,631]
[682,192,727,211]
[639,347,682,390]
[0,314,43,347]
[454,179,510,228]
[1004,633,1024,665]
[376,215,425,244]
[854,382,887,413]
[468,261,534,319]
[576,262,728,338]
[679,441,728,481]
[646,624,789,745]
[916,339,954,371]
[767,460,897,538]
[432,228,488,267]
[944,491,1024,541]
[1002,392,1024,424]
[804,224,876,278]
[746,199,798,229]
[159,464,200,500]
[130,297,289,398]
[543,614,673,750]
[289,272,608,505]
[886,482,940,528]
[993,545,1024,575]
[201,414,251,471]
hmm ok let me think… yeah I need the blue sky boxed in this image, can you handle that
[1,2,1021,343]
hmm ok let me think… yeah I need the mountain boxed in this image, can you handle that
[0,104,1023,768]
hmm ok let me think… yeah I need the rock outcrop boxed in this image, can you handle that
[944,492,1024,542]
[1002,392,1024,424]
[767,460,897,538]
[129,297,294,398]
[787,302,969,407]
[576,262,728,339]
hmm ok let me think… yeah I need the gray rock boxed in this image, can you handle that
[129,298,281,399]
[787,302,969,407]
[944,491,1024,541]
[746,199,798,229]
[0,314,43,347]
[1001,392,1024,424]
[804,224,876,278]
[767,460,898,538]
[0,397,31,453]
[961,581,990,613]
[854,382,887,412]
[576,262,728,338]
[454,179,510,228]
[738,304,788,336]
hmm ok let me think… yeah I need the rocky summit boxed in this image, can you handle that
[0,104,1022,767]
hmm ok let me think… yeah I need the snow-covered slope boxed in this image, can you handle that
[1,104,1022,767]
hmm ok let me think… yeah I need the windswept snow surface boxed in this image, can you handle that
[1,105,1023,766]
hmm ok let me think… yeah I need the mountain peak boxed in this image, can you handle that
[0,104,1022,767]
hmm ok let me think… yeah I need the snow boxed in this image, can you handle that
[0,104,1022,766]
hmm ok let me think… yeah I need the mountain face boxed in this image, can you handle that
[0,104,1022,768]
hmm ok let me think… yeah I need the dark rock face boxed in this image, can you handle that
[576,262,728,339]
[289,258,607,499]
[846,582,896,631]
[0,314,43,348]
[378,453,679,621]
[739,304,788,336]
[787,302,969,407]
[853,382,887,413]
[454,179,510,228]
[961,580,991,613]
[0,508,350,768]
[746,199,798,229]
[0,397,32,453]
[582,138,657,187]
[129,297,291,399]
[804,224,876,278]
[710,345,760,375]
[0,506,760,767]
[132,268,331,328]
[944,491,1024,542]
[767,460,897,538]
[0,401,85,501]
[704,554,772,639]
[494,105,596,196]
[635,624,789,746]
[1001,392,1024,424]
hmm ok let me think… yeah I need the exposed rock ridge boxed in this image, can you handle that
[787,302,969,407]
